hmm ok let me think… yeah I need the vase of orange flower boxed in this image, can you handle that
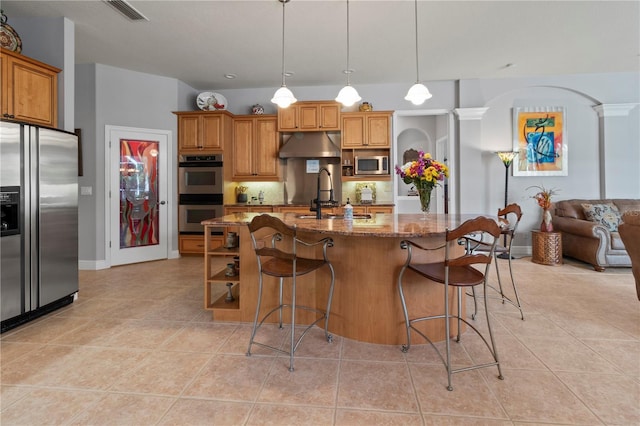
[395,151,449,218]
[528,185,559,232]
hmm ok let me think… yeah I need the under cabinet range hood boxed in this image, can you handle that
[278,132,341,158]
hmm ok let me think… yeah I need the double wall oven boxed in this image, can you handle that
[178,154,224,235]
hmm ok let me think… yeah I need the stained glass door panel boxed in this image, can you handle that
[119,139,159,248]
[108,125,169,267]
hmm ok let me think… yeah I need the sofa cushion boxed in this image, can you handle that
[622,210,640,225]
[613,201,640,215]
[582,203,622,232]
[554,200,585,219]
[611,232,626,250]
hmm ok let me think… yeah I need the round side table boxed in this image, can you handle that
[531,230,563,266]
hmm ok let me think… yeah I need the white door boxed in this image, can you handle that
[106,126,171,266]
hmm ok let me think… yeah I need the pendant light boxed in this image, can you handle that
[335,0,361,107]
[271,0,297,108]
[405,0,432,105]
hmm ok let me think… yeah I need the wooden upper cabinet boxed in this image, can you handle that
[278,106,297,131]
[341,111,392,148]
[277,101,341,132]
[175,111,232,152]
[232,115,280,181]
[1,48,60,128]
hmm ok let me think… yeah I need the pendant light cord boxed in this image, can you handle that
[413,0,420,84]
[280,0,287,86]
[346,0,351,85]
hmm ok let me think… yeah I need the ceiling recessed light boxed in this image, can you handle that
[284,71,294,77]
[224,73,237,79]
[342,69,356,74]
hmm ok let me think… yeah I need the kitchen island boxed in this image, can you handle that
[202,212,477,345]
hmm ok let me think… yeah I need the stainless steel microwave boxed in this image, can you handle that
[354,156,389,175]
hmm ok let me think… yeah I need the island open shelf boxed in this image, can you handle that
[203,236,242,320]
[201,212,481,344]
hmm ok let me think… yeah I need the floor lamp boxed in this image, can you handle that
[496,151,518,259]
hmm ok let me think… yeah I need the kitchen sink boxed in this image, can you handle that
[295,213,372,220]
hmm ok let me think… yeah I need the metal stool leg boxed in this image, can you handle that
[456,287,463,342]
[470,287,478,320]
[493,253,506,303]
[278,277,284,328]
[483,284,504,381]
[289,275,296,372]
[324,263,335,342]
[398,265,412,352]
[247,274,265,357]
[444,279,453,391]
[507,250,524,320]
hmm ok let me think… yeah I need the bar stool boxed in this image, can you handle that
[467,203,524,320]
[397,216,503,391]
[246,214,335,372]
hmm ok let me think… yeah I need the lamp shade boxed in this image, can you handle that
[496,151,518,167]
[404,83,432,105]
[335,84,361,107]
[271,86,297,108]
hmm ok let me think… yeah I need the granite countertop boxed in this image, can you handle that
[224,202,395,208]
[203,212,484,238]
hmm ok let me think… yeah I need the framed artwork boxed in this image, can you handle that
[512,107,567,176]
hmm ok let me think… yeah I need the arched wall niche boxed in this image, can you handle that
[393,110,454,214]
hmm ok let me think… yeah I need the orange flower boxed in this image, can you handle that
[527,185,559,210]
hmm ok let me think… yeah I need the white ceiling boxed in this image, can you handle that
[2,0,639,91]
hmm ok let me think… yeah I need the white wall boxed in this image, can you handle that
[75,64,180,269]
[75,64,97,266]
[457,73,639,248]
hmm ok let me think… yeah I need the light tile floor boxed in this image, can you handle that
[1,256,638,425]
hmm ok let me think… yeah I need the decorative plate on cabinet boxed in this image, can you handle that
[196,92,228,111]
[0,11,22,53]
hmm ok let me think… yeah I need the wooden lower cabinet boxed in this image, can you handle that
[337,205,394,215]
[225,206,273,214]
[274,205,316,214]
[365,205,394,214]
[180,234,224,254]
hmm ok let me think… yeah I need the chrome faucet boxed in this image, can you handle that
[310,167,334,219]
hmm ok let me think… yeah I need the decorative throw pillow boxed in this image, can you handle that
[581,203,622,232]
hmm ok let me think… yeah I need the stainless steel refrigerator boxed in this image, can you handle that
[1,120,78,333]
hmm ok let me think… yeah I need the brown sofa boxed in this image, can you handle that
[551,199,640,271]
[619,211,640,300]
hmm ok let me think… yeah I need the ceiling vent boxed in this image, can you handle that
[103,0,149,21]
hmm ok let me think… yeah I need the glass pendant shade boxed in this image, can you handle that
[404,83,432,105]
[271,86,297,108]
[335,84,361,107]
